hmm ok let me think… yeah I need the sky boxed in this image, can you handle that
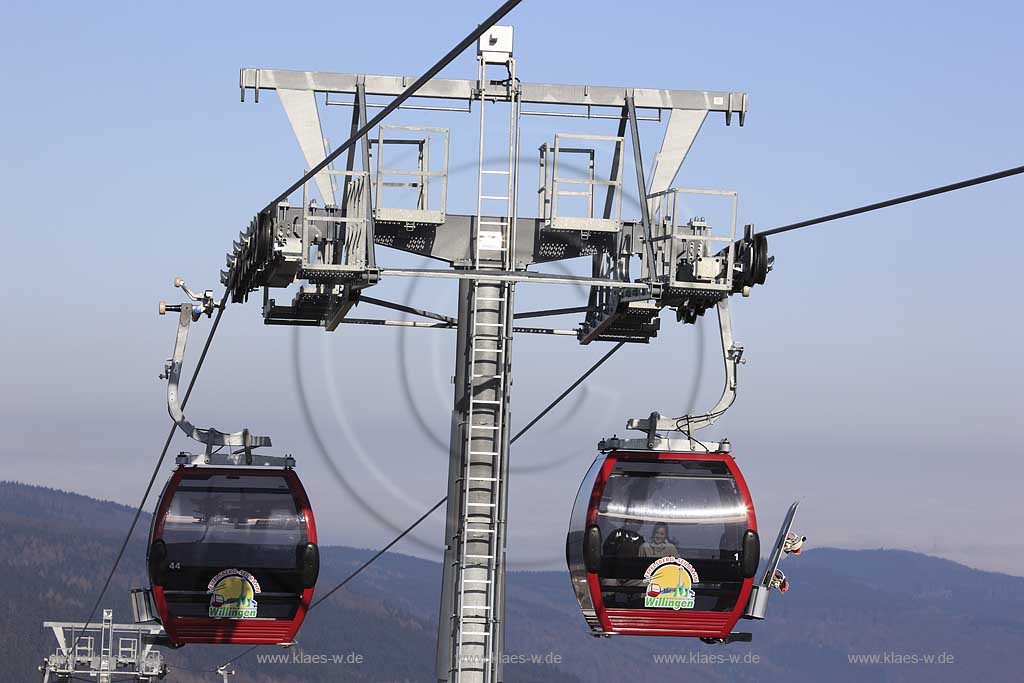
[0,0,1022,575]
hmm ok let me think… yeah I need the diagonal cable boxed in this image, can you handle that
[262,0,524,213]
[758,164,1024,237]
[215,340,626,671]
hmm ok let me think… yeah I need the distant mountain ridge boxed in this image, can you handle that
[2,480,1020,682]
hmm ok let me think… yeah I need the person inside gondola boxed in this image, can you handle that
[639,522,678,558]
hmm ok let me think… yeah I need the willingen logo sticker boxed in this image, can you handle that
[644,557,699,610]
[208,569,261,619]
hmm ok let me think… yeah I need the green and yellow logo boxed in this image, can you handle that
[208,569,260,619]
[644,557,699,610]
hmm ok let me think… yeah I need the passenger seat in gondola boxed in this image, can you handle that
[602,528,645,607]
[603,527,645,557]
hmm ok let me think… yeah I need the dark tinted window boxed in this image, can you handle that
[163,474,306,558]
[596,460,748,612]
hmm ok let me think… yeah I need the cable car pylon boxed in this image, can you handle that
[437,37,521,683]
[39,609,167,682]
[214,14,762,678]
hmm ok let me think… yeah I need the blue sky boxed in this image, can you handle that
[1,1,1022,573]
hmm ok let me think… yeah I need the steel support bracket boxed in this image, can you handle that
[626,296,740,437]
[161,302,272,450]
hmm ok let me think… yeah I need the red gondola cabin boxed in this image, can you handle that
[148,467,319,645]
[566,449,759,639]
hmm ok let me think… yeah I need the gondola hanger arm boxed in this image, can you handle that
[626,297,743,444]
[159,279,273,460]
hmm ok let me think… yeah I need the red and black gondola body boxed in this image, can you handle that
[148,467,319,645]
[567,449,759,638]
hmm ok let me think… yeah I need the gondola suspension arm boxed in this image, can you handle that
[625,297,743,448]
[159,279,283,465]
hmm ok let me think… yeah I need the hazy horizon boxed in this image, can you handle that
[2,0,1021,580]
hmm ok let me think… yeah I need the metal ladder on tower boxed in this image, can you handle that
[98,609,113,683]
[452,39,520,683]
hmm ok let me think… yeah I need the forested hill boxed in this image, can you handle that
[2,481,1021,682]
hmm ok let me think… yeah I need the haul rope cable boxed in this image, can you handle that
[757,164,1024,237]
